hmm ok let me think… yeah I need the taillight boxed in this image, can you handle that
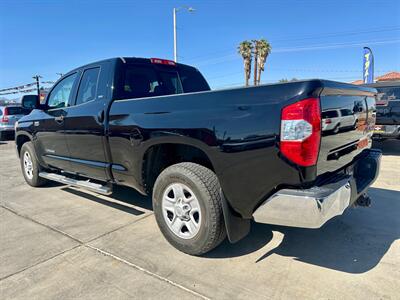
[1,107,9,123]
[325,118,332,124]
[150,58,176,66]
[280,97,321,167]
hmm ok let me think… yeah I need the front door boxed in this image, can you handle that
[34,72,78,171]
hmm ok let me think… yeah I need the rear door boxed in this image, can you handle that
[34,72,79,170]
[63,63,111,180]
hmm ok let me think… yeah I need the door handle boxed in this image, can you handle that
[54,115,64,124]
[97,110,104,123]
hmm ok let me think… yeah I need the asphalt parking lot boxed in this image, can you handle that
[0,140,399,299]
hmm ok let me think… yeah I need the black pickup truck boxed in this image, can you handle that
[366,81,400,140]
[16,57,381,255]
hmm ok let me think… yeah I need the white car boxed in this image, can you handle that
[322,109,357,133]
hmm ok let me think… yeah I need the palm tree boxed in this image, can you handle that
[252,39,259,85]
[238,41,253,86]
[256,39,272,85]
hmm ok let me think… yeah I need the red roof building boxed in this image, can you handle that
[375,71,400,82]
[351,71,400,85]
[351,79,364,85]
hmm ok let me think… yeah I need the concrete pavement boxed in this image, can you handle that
[0,140,399,299]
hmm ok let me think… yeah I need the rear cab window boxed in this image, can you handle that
[115,61,210,100]
[5,106,29,115]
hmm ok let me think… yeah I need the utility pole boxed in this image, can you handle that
[32,75,42,96]
[173,6,195,62]
[173,8,177,62]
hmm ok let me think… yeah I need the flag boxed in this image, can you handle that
[363,47,374,84]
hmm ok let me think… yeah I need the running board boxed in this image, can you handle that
[39,172,112,195]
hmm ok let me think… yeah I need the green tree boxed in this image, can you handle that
[279,78,298,83]
[256,39,272,85]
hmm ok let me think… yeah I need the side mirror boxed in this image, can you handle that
[21,95,40,110]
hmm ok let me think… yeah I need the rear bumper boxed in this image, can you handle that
[0,125,14,132]
[372,125,400,139]
[253,149,382,228]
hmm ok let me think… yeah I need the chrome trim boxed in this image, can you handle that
[39,172,112,195]
[253,179,352,228]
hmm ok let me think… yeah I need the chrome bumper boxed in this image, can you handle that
[253,179,352,228]
[253,149,381,228]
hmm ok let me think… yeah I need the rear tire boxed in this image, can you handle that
[333,124,340,134]
[20,142,48,187]
[152,162,226,255]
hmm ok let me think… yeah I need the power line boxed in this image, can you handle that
[0,77,56,96]
[184,26,400,62]
[192,39,400,67]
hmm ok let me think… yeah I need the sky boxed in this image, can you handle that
[1,0,400,99]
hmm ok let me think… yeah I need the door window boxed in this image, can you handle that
[340,109,353,116]
[75,68,100,105]
[47,73,78,109]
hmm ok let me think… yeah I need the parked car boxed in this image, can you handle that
[373,124,400,140]
[365,81,400,140]
[321,108,357,133]
[15,57,381,255]
[0,105,30,140]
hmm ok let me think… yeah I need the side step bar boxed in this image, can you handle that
[39,172,112,195]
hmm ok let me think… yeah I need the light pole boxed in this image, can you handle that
[173,6,195,62]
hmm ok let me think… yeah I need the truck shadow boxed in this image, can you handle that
[61,181,398,274]
[207,187,399,274]
[61,185,152,215]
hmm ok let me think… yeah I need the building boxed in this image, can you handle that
[351,71,400,85]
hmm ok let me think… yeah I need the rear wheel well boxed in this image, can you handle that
[142,143,214,194]
[16,134,31,156]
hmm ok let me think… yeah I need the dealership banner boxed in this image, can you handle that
[363,47,374,84]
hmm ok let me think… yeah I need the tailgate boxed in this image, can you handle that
[317,84,377,175]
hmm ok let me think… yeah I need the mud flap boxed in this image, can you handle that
[220,189,251,243]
